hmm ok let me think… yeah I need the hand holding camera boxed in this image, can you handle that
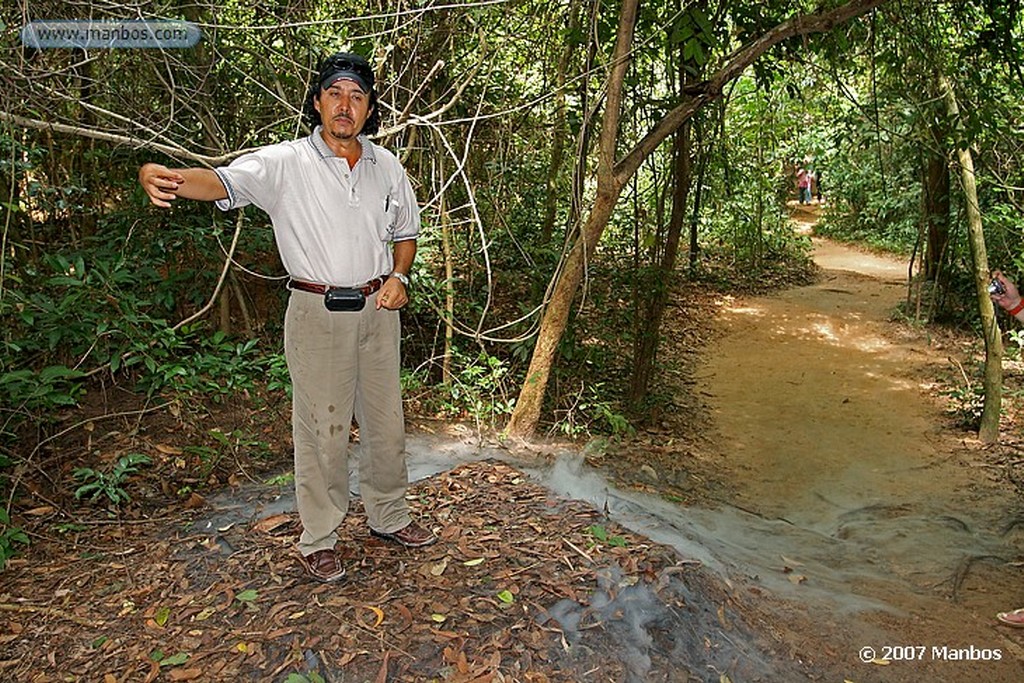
[990,270,1024,317]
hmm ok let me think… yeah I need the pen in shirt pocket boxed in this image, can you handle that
[385,194,391,211]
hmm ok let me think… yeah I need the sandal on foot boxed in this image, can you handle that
[370,521,437,548]
[996,607,1024,627]
[300,548,346,583]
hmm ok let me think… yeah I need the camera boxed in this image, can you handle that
[988,278,1006,296]
[324,287,366,311]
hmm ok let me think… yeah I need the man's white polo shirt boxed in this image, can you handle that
[214,127,420,287]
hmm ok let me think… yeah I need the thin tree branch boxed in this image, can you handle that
[0,111,246,166]
[615,0,890,185]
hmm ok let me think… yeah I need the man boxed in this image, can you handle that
[990,269,1024,627]
[796,166,811,204]
[139,52,435,583]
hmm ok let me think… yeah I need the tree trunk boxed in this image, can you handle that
[924,150,950,281]
[506,0,890,438]
[628,123,691,405]
[540,0,582,243]
[504,0,638,438]
[506,189,621,435]
[564,0,601,241]
[940,74,1002,443]
[923,122,950,283]
[438,140,455,384]
[689,117,709,276]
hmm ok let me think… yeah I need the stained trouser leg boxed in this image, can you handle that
[285,290,358,555]
[354,293,410,533]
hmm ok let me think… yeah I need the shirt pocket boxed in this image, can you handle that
[379,190,399,242]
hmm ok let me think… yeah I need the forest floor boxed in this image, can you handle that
[4,202,1024,682]
[668,201,1024,682]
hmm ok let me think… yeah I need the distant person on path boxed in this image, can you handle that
[989,269,1024,626]
[814,167,824,203]
[137,51,436,584]
[796,166,811,204]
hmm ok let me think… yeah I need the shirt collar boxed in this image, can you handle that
[308,126,377,164]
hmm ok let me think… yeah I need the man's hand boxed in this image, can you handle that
[991,270,1023,313]
[376,278,408,310]
[138,164,227,206]
[139,163,186,208]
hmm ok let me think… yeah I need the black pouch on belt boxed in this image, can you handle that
[324,287,366,312]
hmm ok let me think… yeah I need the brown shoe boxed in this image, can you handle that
[301,548,346,583]
[370,521,437,548]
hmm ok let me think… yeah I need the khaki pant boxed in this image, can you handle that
[284,289,410,555]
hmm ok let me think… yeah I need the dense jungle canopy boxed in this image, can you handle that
[2,0,1024,563]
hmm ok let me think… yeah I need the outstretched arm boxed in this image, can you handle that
[139,163,228,207]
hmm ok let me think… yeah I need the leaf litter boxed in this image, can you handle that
[0,461,805,681]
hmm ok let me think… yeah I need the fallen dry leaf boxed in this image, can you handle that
[252,513,292,533]
[363,605,385,628]
[780,555,803,567]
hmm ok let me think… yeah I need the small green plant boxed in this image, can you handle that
[150,651,190,668]
[555,383,635,439]
[264,352,292,397]
[265,472,294,486]
[403,349,516,425]
[587,524,627,548]
[1007,330,1024,362]
[0,508,30,570]
[73,453,152,505]
[942,383,984,430]
[284,672,326,683]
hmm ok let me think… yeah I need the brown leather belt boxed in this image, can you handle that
[288,275,388,296]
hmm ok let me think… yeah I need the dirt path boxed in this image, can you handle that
[694,205,1024,681]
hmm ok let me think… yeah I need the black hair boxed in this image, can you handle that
[301,52,381,136]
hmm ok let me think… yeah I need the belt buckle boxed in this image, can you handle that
[364,275,385,295]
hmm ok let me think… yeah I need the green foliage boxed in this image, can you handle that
[942,382,984,431]
[0,507,30,570]
[73,454,152,506]
[134,330,269,401]
[403,349,515,426]
[554,382,634,439]
[263,352,293,398]
[1006,330,1024,362]
[183,429,272,478]
[0,217,288,436]
[0,213,247,421]
[2,0,1021,451]
[666,5,721,76]
[815,187,920,254]
[0,366,85,414]
[812,114,921,255]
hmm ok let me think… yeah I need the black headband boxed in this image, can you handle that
[320,70,370,93]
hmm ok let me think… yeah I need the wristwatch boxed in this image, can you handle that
[391,271,410,287]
